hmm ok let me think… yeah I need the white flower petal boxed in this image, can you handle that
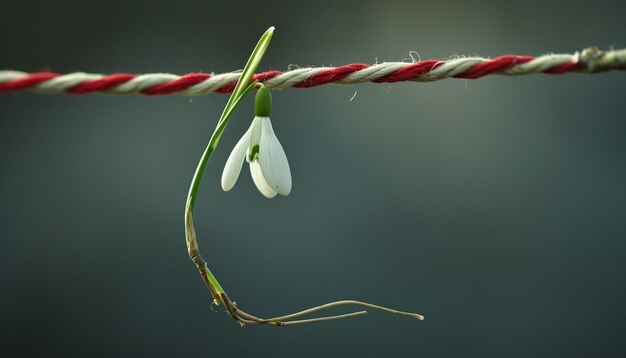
[250,161,277,198]
[259,117,292,196]
[246,116,264,163]
[221,129,251,191]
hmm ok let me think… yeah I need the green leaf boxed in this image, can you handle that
[219,26,274,125]
[184,27,275,297]
[186,26,274,213]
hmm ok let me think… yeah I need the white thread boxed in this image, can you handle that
[0,70,27,82]
[338,63,406,84]
[264,67,331,88]
[182,72,241,95]
[1,48,624,95]
[109,73,178,94]
[35,72,102,92]
[421,58,481,80]
[503,54,576,75]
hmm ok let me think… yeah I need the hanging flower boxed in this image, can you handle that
[221,85,291,198]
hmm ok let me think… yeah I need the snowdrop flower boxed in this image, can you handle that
[221,85,291,198]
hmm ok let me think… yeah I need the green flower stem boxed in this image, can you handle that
[186,80,258,213]
[185,81,255,300]
[187,26,274,210]
[184,27,274,307]
[184,26,424,327]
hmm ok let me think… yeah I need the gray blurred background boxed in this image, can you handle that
[1,0,626,356]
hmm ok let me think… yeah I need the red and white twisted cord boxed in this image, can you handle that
[1,47,624,96]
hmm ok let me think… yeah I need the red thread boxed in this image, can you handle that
[294,64,369,88]
[253,70,283,83]
[544,61,579,74]
[142,73,211,95]
[456,55,534,79]
[0,72,59,92]
[373,60,443,82]
[68,73,135,94]
[216,71,283,93]
[0,53,614,95]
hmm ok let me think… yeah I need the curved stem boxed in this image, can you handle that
[277,311,369,326]
[186,79,259,213]
[230,298,422,327]
[185,27,273,312]
[249,300,424,322]
[184,26,424,328]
